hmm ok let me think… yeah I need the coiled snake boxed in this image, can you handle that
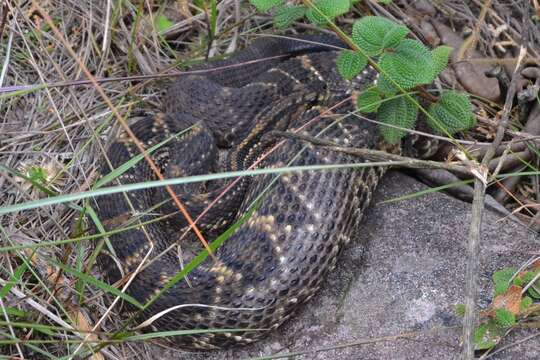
[95,34,396,350]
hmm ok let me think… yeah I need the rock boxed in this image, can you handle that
[148,172,539,359]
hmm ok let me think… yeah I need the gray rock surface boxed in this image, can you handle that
[149,172,539,359]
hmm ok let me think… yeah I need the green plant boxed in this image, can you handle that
[457,263,540,351]
[249,0,476,144]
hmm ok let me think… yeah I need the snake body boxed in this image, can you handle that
[95,35,391,350]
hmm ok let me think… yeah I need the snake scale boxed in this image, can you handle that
[95,34,397,350]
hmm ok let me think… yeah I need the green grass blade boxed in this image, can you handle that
[50,259,143,309]
[0,161,420,215]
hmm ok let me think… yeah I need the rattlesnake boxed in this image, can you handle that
[95,34,397,350]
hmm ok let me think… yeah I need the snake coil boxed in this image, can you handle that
[95,35,391,350]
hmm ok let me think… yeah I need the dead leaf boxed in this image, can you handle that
[70,309,104,360]
[491,284,522,316]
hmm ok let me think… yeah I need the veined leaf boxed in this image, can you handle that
[427,91,475,134]
[431,45,453,80]
[273,5,306,29]
[356,88,382,113]
[494,308,516,328]
[306,0,350,25]
[250,0,283,12]
[336,50,367,80]
[352,16,409,56]
[379,39,434,89]
[377,95,418,143]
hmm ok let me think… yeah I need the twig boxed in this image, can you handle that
[269,131,472,176]
[31,1,213,259]
[483,332,540,359]
[462,3,530,358]
[0,2,8,41]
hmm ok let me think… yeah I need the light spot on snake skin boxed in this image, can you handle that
[247,215,276,232]
[123,243,151,271]
[244,81,278,89]
[160,272,172,286]
[268,68,302,84]
[210,262,234,276]
[300,55,325,82]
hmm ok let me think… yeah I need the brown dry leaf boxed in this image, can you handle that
[491,284,522,316]
[70,309,104,360]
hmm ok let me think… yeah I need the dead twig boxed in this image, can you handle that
[462,3,530,358]
[269,130,472,176]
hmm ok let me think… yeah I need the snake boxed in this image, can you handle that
[94,34,401,350]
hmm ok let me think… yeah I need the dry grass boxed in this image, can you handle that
[0,1,261,358]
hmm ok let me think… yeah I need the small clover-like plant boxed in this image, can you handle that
[249,1,477,143]
[456,264,540,351]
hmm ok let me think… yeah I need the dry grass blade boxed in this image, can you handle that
[31,1,215,263]
[462,9,530,359]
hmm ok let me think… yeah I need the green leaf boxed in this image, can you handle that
[381,24,409,49]
[494,308,516,328]
[455,304,466,317]
[250,0,283,12]
[522,269,540,284]
[493,268,516,295]
[377,95,418,143]
[154,15,174,33]
[376,73,398,96]
[512,276,524,287]
[520,296,533,312]
[529,286,540,299]
[336,50,367,80]
[379,39,434,89]
[273,5,306,29]
[352,16,409,56]
[427,91,475,134]
[356,88,382,113]
[431,45,453,79]
[474,322,501,350]
[306,0,351,25]
[524,270,540,299]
